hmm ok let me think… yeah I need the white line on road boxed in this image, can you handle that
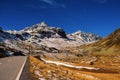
[15,57,27,80]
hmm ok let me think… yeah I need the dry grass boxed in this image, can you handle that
[30,55,120,80]
[30,55,101,80]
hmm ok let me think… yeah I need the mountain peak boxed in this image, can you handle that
[39,21,48,27]
[73,30,83,35]
[22,21,49,32]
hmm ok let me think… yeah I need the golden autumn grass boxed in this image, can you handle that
[30,55,120,80]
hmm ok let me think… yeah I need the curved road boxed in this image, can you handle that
[0,56,28,80]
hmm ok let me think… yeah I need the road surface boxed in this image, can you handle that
[0,56,28,80]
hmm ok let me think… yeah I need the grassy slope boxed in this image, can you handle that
[30,55,120,80]
[77,28,120,56]
[30,55,97,80]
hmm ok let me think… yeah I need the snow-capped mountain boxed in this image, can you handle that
[0,22,102,54]
[20,22,67,39]
[67,30,102,43]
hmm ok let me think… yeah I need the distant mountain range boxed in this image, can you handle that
[9,22,101,41]
[0,22,102,57]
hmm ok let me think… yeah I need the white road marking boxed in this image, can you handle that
[15,57,27,80]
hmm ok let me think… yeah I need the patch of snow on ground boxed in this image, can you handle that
[41,58,100,70]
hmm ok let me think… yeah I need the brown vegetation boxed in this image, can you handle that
[30,55,120,80]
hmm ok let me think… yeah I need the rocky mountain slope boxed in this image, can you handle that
[0,22,102,57]
[7,22,101,48]
[0,29,27,57]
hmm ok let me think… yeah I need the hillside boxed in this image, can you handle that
[30,28,120,80]
[78,28,120,56]
[100,28,120,47]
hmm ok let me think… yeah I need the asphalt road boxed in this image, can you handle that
[20,56,30,80]
[0,56,27,80]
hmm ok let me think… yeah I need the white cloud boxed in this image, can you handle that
[40,0,55,5]
[93,0,108,4]
[40,0,66,8]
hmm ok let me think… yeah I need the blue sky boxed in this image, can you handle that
[0,0,120,36]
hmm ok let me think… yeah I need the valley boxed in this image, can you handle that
[0,22,120,80]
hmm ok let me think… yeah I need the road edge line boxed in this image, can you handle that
[15,57,27,80]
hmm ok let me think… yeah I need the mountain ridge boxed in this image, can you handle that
[0,22,102,57]
[5,22,102,48]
